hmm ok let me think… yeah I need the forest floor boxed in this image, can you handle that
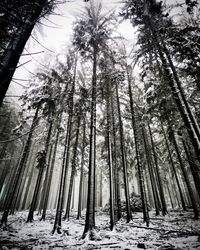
[0,210,200,250]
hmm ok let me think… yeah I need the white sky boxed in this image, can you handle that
[7,0,134,101]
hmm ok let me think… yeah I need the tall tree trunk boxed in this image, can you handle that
[161,122,186,211]
[147,122,167,215]
[142,125,160,216]
[170,129,199,219]
[1,106,39,225]
[64,115,81,220]
[126,70,148,225]
[52,56,77,234]
[0,0,47,105]
[27,114,53,222]
[40,118,61,221]
[77,117,86,220]
[111,94,122,221]
[106,77,115,230]
[115,82,132,223]
[82,46,98,240]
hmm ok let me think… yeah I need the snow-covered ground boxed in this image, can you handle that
[0,210,200,249]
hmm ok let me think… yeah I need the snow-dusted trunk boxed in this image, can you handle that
[64,115,81,220]
[161,122,186,210]
[147,122,167,215]
[115,82,132,223]
[1,106,39,224]
[77,117,86,219]
[82,46,97,239]
[0,0,47,106]
[170,129,199,219]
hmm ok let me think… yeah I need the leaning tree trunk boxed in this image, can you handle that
[77,117,86,220]
[0,0,47,106]
[126,70,148,225]
[160,122,186,211]
[143,9,200,163]
[147,122,167,215]
[64,115,81,220]
[115,82,132,223]
[106,77,115,230]
[82,46,98,240]
[27,113,53,222]
[1,106,39,225]
[170,128,199,219]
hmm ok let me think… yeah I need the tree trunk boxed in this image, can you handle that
[126,70,148,225]
[161,122,186,211]
[115,82,132,223]
[111,93,122,221]
[144,12,200,163]
[142,125,160,216]
[77,117,86,219]
[64,115,81,220]
[182,138,200,200]
[0,0,47,105]
[170,129,199,219]
[1,106,39,225]
[82,46,98,240]
[106,77,115,230]
[27,115,53,222]
[40,118,61,221]
[52,56,77,234]
[147,122,167,215]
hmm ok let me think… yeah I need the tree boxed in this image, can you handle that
[0,0,56,106]
[73,1,115,239]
